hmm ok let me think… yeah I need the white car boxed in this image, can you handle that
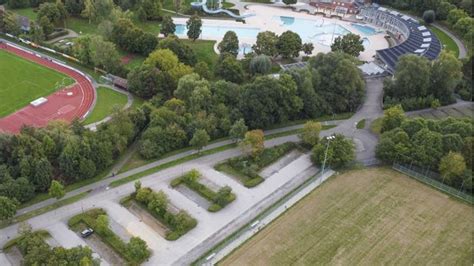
[80,228,94,238]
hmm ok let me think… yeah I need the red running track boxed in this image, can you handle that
[0,44,95,134]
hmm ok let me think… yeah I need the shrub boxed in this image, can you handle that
[423,10,436,24]
[208,204,222,212]
[249,55,272,75]
[244,177,264,187]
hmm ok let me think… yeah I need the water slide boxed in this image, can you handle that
[191,0,255,19]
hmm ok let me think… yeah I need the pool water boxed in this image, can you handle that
[275,16,350,45]
[175,24,260,39]
[351,23,377,35]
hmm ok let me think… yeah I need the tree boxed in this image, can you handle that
[229,119,248,143]
[194,61,211,80]
[381,105,405,133]
[331,33,365,57]
[158,35,197,66]
[439,152,466,184]
[430,51,462,104]
[126,237,150,262]
[384,55,431,99]
[436,1,455,20]
[249,55,271,75]
[218,31,239,57]
[423,10,436,24]
[276,31,302,59]
[161,16,176,37]
[311,134,355,169]
[302,42,314,55]
[127,64,161,99]
[189,129,210,153]
[81,0,96,23]
[215,54,244,83]
[37,3,62,25]
[300,121,322,146]
[89,35,122,73]
[0,196,17,221]
[174,0,181,12]
[240,130,264,158]
[48,180,65,200]
[95,214,109,235]
[140,0,162,21]
[252,31,278,57]
[283,0,296,5]
[39,16,54,36]
[186,15,202,41]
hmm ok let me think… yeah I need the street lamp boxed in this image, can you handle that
[321,135,335,178]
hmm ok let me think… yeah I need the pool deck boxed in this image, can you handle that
[173,5,388,61]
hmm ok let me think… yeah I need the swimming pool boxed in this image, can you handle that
[351,23,377,35]
[275,16,351,44]
[175,24,260,39]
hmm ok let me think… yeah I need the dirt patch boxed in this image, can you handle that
[127,202,169,238]
[220,167,474,266]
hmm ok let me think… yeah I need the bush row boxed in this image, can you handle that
[171,170,235,212]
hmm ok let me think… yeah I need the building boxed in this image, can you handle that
[359,6,441,73]
[309,0,366,15]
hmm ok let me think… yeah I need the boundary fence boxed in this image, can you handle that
[393,162,473,204]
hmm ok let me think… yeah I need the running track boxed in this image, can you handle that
[0,44,95,134]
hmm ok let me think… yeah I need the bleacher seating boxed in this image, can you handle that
[359,6,442,73]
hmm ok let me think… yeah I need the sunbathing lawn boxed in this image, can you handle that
[83,87,128,124]
[428,25,459,58]
[221,167,473,265]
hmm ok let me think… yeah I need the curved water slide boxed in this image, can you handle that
[191,0,255,19]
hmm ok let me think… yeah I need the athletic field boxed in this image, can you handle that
[221,168,473,265]
[0,49,74,117]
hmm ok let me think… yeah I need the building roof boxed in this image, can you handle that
[365,6,441,73]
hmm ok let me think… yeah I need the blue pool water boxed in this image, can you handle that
[175,24,260,39]
[351,23,377,35]
[280,16,295,26]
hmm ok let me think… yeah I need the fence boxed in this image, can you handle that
[393,162,473,204]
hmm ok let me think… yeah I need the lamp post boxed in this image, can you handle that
[321,135,335,179]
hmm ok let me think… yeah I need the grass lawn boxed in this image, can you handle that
[182,39,219,69]
[428,25,459,58]
[11,7,37,20]
[220,167,473,265]
[83,87,128,124]
[0,49,74,117]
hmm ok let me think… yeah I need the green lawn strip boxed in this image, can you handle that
[370,117,383,135]
[121,189,197,240]
[0,49,74,117]
[11,7,37,20]
[162,0,194,11]
[68,208,150,264]
[171,170,235,212]
[83,86,128,124]
[215,142,298,188]
[0,192,89,230]
[111,143,236,187]
[221,1,235,8]
[265,112,353,130]
[181,39,219,69]
[65,17,99,35]
[428,25,459,58]
[356,119,366,129]
[3,230,50,251]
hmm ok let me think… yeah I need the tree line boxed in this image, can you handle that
[0,107,147,218]
[383,52,468,111]
[376,105,473,192]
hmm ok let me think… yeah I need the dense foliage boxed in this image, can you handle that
[171,169,235,212]
[384,52,463,110]
[0,108,146,206]
[376,107,473,192]
[311,134,355,169]
[132,186,197,240]
[15,229,98,266]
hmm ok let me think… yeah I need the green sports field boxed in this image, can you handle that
[0,49,74,118]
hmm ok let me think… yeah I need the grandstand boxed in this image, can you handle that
[359,6,442,73]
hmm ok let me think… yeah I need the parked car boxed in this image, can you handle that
[81,228,94,238]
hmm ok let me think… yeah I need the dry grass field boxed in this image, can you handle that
[220,167,473,266]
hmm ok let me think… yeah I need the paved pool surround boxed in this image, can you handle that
[172,5,389,61]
